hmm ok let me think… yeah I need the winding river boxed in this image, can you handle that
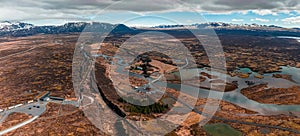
[169,67,300,116]
[94,53,300,116]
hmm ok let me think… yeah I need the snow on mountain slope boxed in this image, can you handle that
[0,21,34,32]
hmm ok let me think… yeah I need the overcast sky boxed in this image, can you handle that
[1,0,299,27]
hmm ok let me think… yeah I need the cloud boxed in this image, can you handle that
[0,0,299,23]
[252,10,278,16]
[232,19,244,22]
[203,0,300,13]
[282,16,300,24]
[251,18,270,23]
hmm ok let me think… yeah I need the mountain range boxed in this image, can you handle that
[0,21,299,37]
[0,21,133,37]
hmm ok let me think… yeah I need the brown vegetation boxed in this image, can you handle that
[241,84,300,105]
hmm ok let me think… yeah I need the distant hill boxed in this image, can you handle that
[154,22,299,31]
[152,22,300,37]
[0,21,299,37]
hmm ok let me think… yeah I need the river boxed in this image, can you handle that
[95,53,300,116]
[277,36,300,43]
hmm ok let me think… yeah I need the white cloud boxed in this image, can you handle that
[251,18,270,23]
[232,19,244,22]
[252,10,278,16]
[282,16,300,24]
[0,0,299,23]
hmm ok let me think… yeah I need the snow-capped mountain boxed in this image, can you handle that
[0,21,34,32]
[0,22,134,37]
[0,21,299,37]
[154,22,300,32]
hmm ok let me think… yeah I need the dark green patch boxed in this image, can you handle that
[203,123,243,136]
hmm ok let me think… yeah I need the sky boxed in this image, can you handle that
[0,0,300,28]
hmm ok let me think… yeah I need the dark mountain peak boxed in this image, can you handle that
[112,24,133,32]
